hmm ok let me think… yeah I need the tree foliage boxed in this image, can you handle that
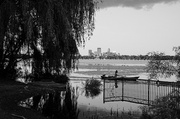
[146,50,180,80]
[0,0,97,80]
[140,89,180,119]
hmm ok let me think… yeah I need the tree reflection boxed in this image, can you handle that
[82,78,102,99]
[19,84,79,119]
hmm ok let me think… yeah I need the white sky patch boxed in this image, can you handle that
[79,1,180,55]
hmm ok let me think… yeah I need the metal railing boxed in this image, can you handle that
[103,79,180,106]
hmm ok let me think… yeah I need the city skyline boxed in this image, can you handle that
[78,0,180,56]
[87,47,120,57]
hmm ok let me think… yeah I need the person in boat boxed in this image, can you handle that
[115,70,118,77]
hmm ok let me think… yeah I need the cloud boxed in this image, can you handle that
[96,0,180,9]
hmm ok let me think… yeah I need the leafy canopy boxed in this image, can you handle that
[0,0,97,80]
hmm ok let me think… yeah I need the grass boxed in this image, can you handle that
[0,80,66,119]
[78,107,141,119]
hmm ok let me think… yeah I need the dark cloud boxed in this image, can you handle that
[97,0,180,9]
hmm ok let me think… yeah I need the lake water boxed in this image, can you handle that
[70,80,143,117]
[78,59,147,66]
[19,59,179,118]
[70,59,178,82]
[69,59,178,118]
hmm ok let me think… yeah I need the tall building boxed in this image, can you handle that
[97,48,101,56]
[107,48,110,56]
[108,48,110,53]
[88,50,93,56]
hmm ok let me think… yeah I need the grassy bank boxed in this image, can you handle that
[0,80,66,119]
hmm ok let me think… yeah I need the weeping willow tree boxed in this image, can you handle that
[0,0,97,81]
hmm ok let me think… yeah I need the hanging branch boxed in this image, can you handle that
[0,0,97,80]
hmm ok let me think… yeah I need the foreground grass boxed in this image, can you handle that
[0,80,66,119]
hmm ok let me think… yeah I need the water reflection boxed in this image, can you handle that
[19,84,79,119]
[18,78,180,119]
[81,78,102,99]
[19,80,144,118]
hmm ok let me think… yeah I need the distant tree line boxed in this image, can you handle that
[80,54,174,60]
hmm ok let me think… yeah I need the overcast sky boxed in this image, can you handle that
[78,0,180,55]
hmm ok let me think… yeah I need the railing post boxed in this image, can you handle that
[103,79,105,103]
[148,79,150,106]
[122,79,124,101]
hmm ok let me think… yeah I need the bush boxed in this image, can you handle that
[140,89,180,119]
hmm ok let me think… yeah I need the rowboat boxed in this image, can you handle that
[101,75,139,81]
